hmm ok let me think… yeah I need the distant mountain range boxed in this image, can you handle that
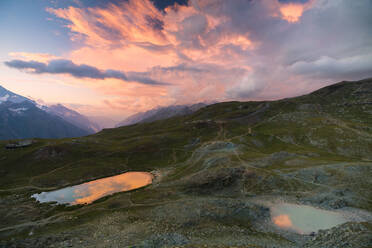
[0,85,99,140]
[46,104,100,133]
[0,85,210,140]
[116,103,207,127]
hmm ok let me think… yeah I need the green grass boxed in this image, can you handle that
[0,78,371,244]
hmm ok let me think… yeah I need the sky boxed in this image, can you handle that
[1,0,372,122]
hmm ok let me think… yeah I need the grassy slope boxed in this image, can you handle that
[0,78,371,246]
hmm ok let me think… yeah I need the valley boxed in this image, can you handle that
[0,79,371,247]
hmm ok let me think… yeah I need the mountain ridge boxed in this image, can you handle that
[116,102,207,127]
[0,85,31,104]
[46,103,100,133]
[0,85,94,140]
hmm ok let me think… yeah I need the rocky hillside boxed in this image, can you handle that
[0,78,371,248]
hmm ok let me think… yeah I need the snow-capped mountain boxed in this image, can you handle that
[0,85,30,104]
[116,103,207,127]
[0,85,93,140]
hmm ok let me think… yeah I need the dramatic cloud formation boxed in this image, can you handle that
[4,59,167,85]
[5,0,372,117]
[290,54,372,80]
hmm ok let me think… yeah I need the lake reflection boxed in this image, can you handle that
[271,203,348,234]
[32,172,153,205]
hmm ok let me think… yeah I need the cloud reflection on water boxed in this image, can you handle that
[32,172,153,205]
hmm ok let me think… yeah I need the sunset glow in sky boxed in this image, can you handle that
[1,0,371,121]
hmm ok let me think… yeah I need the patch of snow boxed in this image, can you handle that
[9,107,28,114]
[0,94,10,103]
[0,86,30,104]
[35,103,48,111]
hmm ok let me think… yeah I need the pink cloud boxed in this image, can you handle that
[278,0,315,23]
[8,0,369,119]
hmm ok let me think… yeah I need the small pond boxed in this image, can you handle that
[271,203,348,234]
[32,172,153,205]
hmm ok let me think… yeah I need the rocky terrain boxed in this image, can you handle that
[0,78,371,247]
